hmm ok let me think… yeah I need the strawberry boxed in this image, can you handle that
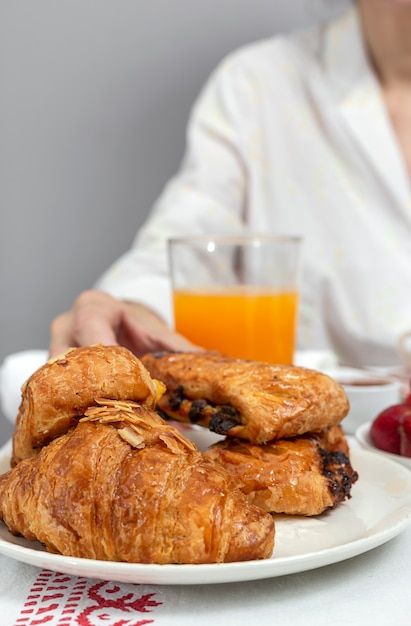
[370,405,406,454]
[370,403,411,456]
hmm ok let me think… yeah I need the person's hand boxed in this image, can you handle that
[49,289,197,358]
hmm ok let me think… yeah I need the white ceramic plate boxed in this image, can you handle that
[356,422,411,470]
[1,441,411,585]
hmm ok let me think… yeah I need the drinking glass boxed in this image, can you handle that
[168,235,302,364]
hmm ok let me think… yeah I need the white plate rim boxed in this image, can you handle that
[1,445,411,585]
[355,422,411,470]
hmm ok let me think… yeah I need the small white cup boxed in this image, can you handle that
[327,367,402,435]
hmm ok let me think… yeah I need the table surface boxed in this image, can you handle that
[1,525,411,625]
[1,439,411,626]
[2,351,411,624]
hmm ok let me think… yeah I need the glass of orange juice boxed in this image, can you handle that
[168,235,302,364]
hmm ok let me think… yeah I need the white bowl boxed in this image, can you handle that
[355,421,411,470]
[325,367,402,435]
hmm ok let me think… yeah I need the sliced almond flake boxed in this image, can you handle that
[80,400,197,453]
[118,427,146,449]
[81,414,127,424]
[159,432,197,453]
[94,398,142,409]
[158,434,185,454]
[93,398,165,423]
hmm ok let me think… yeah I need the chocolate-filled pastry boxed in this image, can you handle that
[204,426,358,516]
[141,351,350,444]
[0,400,274,564]
[12,344,165,466]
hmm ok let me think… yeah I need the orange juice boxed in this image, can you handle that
[173,287,298,363]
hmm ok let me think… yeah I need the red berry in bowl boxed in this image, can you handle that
[370,404,411,455]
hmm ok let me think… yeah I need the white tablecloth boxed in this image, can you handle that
[1,430,411,625]
[1,519,411,625]
[1,350,411,624]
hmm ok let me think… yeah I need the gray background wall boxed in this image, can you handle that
[0,0,345,445]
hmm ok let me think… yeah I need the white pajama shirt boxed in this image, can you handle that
[96,5,411,367]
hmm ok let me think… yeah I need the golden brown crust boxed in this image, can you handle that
[142,351,350,443]
[204,426,358,516]
[1,401,274,564]
[11,344,164,466]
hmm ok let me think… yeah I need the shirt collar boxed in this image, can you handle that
[323,4,372,97]
[321,3,411,206]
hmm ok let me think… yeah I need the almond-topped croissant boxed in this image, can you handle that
[12,344,165,466]
[0,400,274,564]
[204,426,358,516]
[141,351,350,444]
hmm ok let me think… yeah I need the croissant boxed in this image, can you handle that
[12,344,165,466]
[0,400,274,564]
[141,351,350,443]
[204,426,358,516]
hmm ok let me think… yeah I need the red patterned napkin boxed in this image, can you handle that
[9,568,163,626]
